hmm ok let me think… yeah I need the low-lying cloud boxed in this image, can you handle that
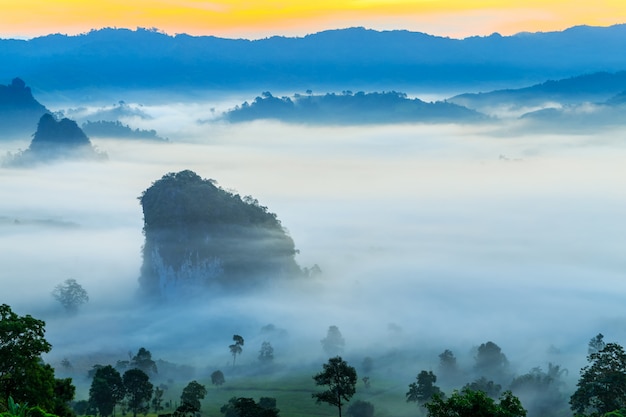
[1,102,625,401]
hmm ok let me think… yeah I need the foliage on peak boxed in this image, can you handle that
[139,170,280,230]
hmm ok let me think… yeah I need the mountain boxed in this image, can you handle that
[138,170,303,300]
[3,113,106,165]
[3,25,626,94]
[0,77,49,139]
[223,91,486,124]
[449,71,626,111]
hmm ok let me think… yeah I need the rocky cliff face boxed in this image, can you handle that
[138,170,302,300]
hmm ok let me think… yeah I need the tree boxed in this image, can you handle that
[346,400,374,417]
[123,369,153,417]
[589,333,606,355]
[211,370,226,386]
[89,365,124,417]
[0,304,56,408]
[425,389,526,417]
[51,279,89,313]
[406,370,444,404]
[152,386,164,413]
[510,364,569,417]
[475,341,509,382]
[570,343,626,416]
[180,380,207,412]
[130,347,157,376]
[230,335,244,366]
[258,342,274,363]
[220,396,279,417]
[321,326,345,356]
[312,356,357,417]
[464,377,502,399]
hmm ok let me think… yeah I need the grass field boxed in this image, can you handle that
[140,368,419,417]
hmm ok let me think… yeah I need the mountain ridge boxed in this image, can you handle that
[3,25,626,94]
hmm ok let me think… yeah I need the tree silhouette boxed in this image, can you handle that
[406,370,444,404]
[230,335,244,366]
[51,279,89,313]
[211,370,225,386]
[570,343,626,416]
[312,356,357,417]
[321,326,345,356]
[123,369,153,417]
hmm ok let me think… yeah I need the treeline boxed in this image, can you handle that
[3,304,626,417]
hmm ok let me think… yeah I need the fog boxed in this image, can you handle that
[2,100,626,403]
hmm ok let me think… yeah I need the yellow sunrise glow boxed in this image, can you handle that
[0,0,625,39]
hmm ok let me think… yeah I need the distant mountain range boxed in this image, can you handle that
[2,25,626,94]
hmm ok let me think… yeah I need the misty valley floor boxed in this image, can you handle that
[1,100,626,415]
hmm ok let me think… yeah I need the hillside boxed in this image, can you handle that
[3,113,105,165]
[3,25,626,94]
[224,91,486,124]
[138,171,302,299]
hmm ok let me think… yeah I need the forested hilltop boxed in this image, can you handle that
[138,171,303,299]
[224,91,486,124]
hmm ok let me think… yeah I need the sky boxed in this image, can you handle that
[1,0,626,40]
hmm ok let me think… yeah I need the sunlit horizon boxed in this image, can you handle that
[1,0,626,40]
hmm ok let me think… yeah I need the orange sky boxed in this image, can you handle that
[1,0,626,39]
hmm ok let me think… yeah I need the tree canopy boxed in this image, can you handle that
[321,326,345,356]
[406,370,444,404]
[123,369,153,417]
[180,380,207,412]
[570,343,626,416]
[425,389,526,417]
[0,304,56,408]
[89,365,124,417]
[312,356,357,417]
[51,279,89,313]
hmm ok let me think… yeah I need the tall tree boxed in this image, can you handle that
[258,342,274,363]
[570,343,626,416]
[180,380,207,412]
[230,335,244,366]
[406,370,444,405]
[321,326,345,356]
[312,356,357,417]
[89,365,124,417]
[130,347,158,376]
[152,386,164,413]
[51,279,89,313]
[123,369,153,417]
[474,341,509,382]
